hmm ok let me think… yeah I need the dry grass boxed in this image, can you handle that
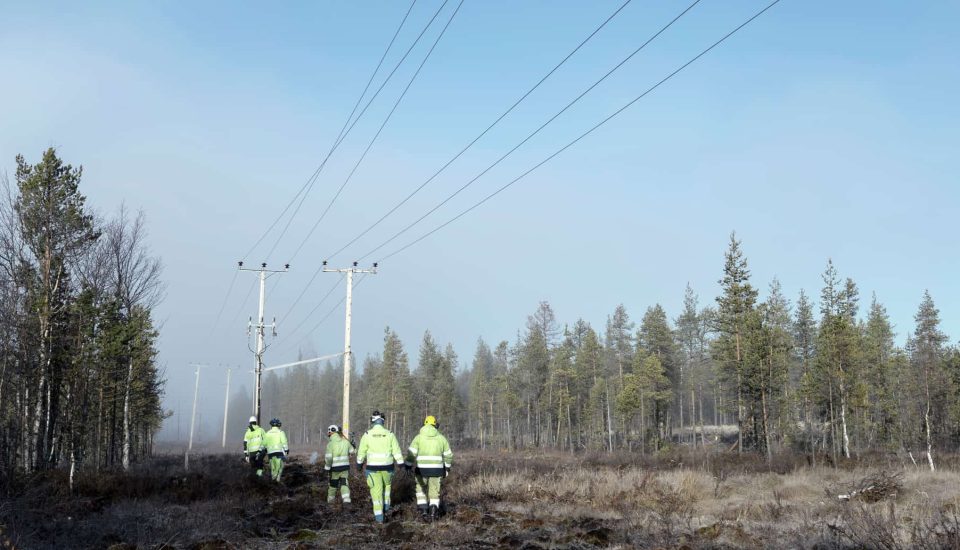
[451,450,960,548]
[3,450,960,548]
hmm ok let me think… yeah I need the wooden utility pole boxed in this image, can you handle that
[323,261,377,438]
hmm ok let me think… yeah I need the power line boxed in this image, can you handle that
[324,0,634,263]
[358,0,705,262]
[282,274,370,354]
[207,268,239,337]
[276,274,344,347]
[260,0,420,262]
[240,0,419,263]
[275,0,463,323]
[378,0,784,263]
[228,276,259,328]
[280,0,692,317]
[284,0,463,264]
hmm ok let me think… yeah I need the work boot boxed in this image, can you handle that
[429,504,439,521]
[374,514,384,524]
[418,505,429,520]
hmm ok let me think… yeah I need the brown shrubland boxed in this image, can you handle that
[2,449,960,548]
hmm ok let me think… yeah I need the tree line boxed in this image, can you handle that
[0,149,165,482]
[267,234,958,468]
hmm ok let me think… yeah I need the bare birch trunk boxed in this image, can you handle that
[838,365,851,459]
[122,358,134,470]
[924,382,935,471]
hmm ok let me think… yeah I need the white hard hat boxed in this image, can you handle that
[327,425,339,433]
[248,416,257,423]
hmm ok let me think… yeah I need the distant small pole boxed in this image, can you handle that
[186,363,206,470]
[222,367,232,449]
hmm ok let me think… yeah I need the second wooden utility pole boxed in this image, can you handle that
[323,261,377,439]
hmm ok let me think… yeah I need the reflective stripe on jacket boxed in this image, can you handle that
[243,425,267,452]
[357,424,403,472]
[405,424,453,477]
[264,426,289,455]
[324,434,354,472]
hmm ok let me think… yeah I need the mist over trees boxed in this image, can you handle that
[265,233,958,468]
[0,149,165,480]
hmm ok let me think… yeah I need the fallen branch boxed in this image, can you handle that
[837,471,902,503]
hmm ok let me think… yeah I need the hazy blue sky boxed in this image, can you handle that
[1,1,957,442]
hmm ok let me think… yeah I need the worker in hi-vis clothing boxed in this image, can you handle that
[242,415,267,477]
[356,411,403,523]
[324,424,353,505]
[264,418,289,482]
[405,415,453,520]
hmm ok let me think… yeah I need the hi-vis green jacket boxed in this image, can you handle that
[357,424,403,472]
[243,425,267,453]
[324,434,353,472]
[404,425,453,477]
[264,426,289,456]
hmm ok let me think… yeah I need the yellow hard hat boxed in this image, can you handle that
[424,415,437,426]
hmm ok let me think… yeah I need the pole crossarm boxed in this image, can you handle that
[262,352,345,372]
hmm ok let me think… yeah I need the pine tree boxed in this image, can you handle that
[814,261,862,460]
[792,289,817,454]
[756,279,793,460]
[574,324,607,450]
[618,352,671,452]
[862,294,897,450]
[675,285,701,445]
[909,291,948,470]
[604,305,634,394]
[638,304,677,439]
[518,302,556,447]
[468,338,494,447]
[15,149,98,471]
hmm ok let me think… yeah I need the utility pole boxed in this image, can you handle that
[186,363,206,470]
[323,261,377,439]
[238,261,288,423]
[221,366,231,448]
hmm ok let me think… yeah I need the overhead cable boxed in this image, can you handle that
[285,0,464,264]
[323,0,634,262]
[206,268,239,338]
[240,0,419,263]
[358,0,705,261]
[377,0,783,263]
[260,0,421,263]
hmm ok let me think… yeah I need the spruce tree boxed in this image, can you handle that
[712,233,758,452]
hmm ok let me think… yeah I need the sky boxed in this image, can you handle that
[1,0,957,443]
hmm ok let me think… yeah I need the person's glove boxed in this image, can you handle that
[444,467,450,478]
[244,453,249,463]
